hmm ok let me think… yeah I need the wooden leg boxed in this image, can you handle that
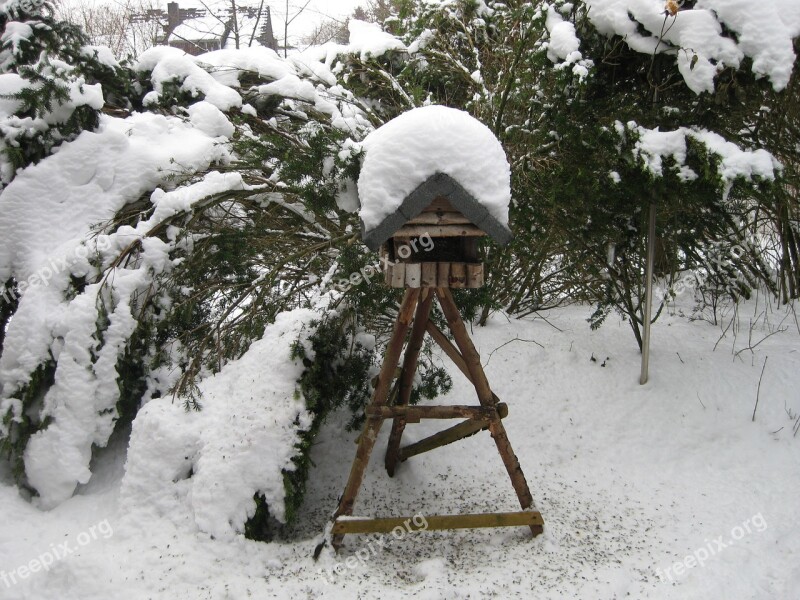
[435,288,494,404]
[385,289,434,476]
[435,287,539,535]
[332,288,420,549]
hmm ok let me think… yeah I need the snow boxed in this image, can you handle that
[690,129,780,185]
[197,46,290,88]
[0,56,105,185]
[346,20,407,60]
[136,46,242,111]
[121,308,317,540]
[1,297,799,598]
[625,121,780,193]
[584,0,800,93]
[257,74,317,103]
[81,45,120,69]
[135,45,371,134]
[186,100,234,138]
[358,105,511,231]
[0,8,798,597]
[0,72,26,116]
[545,5,581,63]
[0,21,32,56]
[0,112,233,508]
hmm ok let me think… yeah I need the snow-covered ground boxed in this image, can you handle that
[1,294,799,599]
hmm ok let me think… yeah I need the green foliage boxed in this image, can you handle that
[0,362,55,481]
[386,0,789,341]
[244,311,373,540]
[0,0,136,183]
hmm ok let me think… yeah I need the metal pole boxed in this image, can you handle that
[640,202,656,385]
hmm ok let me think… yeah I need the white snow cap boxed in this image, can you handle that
[357,105,511,232]
[347,19,407,60]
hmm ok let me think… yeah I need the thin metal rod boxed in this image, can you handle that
[640,202,657,385]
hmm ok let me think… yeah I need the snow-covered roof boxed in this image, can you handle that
[357,105,512,250]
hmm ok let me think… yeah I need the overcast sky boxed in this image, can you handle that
[271,0,364,44]
[67,0,366,46]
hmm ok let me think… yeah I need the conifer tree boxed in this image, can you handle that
[0,0,133,184]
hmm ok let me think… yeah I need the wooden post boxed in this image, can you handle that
[640,201,656,385]
[391,263,406,288]
[436,288,538,534]
[425,321,503,404]
[329,286,543,551]
[435,288,494,403]
[405,263,422,288]
[368,404,501,421]
[385,289,434,476]
[333,511,543,535]
[449,263,466,288]
[466,263,484,288]
[332,289,420,549]
[421,262,437,287]
[437,262,450,288]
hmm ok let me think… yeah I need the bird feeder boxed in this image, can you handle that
[361,172,512,289]
[326,106,542,552]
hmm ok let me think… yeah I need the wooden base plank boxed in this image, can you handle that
[332,511,543,535]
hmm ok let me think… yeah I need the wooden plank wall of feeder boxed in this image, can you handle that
[412,196,472,226]
[379,196,487,289]
[384,262,484,289]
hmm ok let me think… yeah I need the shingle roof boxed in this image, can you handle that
[361,172,513,251]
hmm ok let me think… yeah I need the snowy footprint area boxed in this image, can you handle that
[1,299,799,599]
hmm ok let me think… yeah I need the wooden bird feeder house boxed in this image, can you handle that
[326,106,543,551]
[362,172,512,290]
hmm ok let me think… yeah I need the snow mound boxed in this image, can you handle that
[357,105,511,231]
[121,309,317,540]
[197,46,290,88]
[136,46,242,111]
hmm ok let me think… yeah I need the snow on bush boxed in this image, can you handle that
[619,121,781,196]
[0,18,402,510]
[357,105,511,231]
[543,0,800,94]
[0,111,238,508]
[346,19,407,60]
[0,56,105,184]
[137,46,243,111]
[121,309,317,539]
